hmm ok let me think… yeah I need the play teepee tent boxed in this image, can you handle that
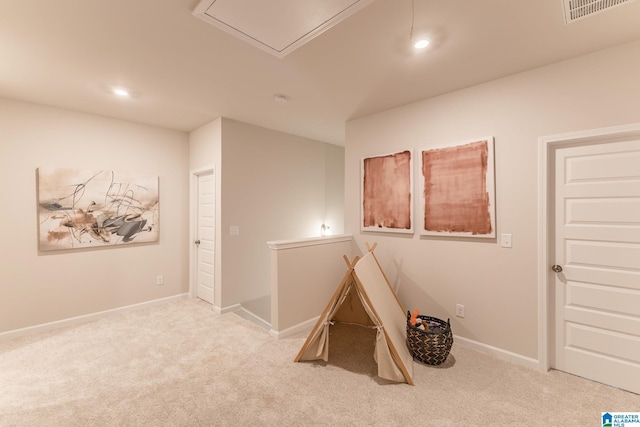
[294,244,414,385]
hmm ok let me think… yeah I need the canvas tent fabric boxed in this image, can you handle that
[294,249,414,385]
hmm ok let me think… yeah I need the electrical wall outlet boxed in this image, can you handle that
[455,304,465,318]
[156,275,164,285]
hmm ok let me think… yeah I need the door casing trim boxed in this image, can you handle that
[189,165,215,301]
[538,122,640,372]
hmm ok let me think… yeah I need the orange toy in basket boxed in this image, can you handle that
[409,309,419,326]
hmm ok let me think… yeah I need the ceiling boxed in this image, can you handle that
[1,0,640,145]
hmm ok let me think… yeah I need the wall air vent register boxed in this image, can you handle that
[562,0,637,23]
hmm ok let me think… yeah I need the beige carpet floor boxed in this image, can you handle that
[1,298,638,426]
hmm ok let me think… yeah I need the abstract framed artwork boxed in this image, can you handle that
[37,167,159,251]
[361,150,413,233]
[419,137,496,238]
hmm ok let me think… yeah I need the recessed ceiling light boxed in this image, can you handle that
[111,87,130,97]
[274,94,288,103]
[414,39,430,49]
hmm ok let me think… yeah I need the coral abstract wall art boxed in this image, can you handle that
[361,150,413,233]
[420,138,496,238]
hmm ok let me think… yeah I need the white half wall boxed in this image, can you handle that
[268,235,353,336]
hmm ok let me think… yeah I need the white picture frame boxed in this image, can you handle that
[361,150,414,234]
[37,167,159,251]
[419,137,496,238]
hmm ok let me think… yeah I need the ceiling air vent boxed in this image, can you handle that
[562,0,637,23]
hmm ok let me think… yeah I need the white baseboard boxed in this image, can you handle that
[270,316,319,339]
[270,319,542,374]
[0,293,189,340]
[3,299,541,373]
[453,335,540,371]
[219,303,271,331]
[237,307,270,330]
[219,303,241,314]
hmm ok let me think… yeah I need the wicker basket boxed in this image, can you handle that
[406,311,453,365]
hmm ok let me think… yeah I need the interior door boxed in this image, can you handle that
[196,171,215,304]
[553,138,640,394]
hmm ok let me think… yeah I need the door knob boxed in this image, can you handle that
[551,264,563,273]
[195,240,201,245]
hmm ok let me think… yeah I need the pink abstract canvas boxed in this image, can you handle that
[422,139,494,236]
[362,150,412,232]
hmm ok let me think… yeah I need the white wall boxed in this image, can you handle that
[189,118,345,310]
[345,40,640,360]
[189,118,221,172]
[323,143,345,236]
[0,99,190,334]
[1,101,343,333]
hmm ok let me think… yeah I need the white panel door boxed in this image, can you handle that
[196,172,215,304]
[554,139,640,394]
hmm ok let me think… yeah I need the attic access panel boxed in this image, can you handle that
[193,0,374,58]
